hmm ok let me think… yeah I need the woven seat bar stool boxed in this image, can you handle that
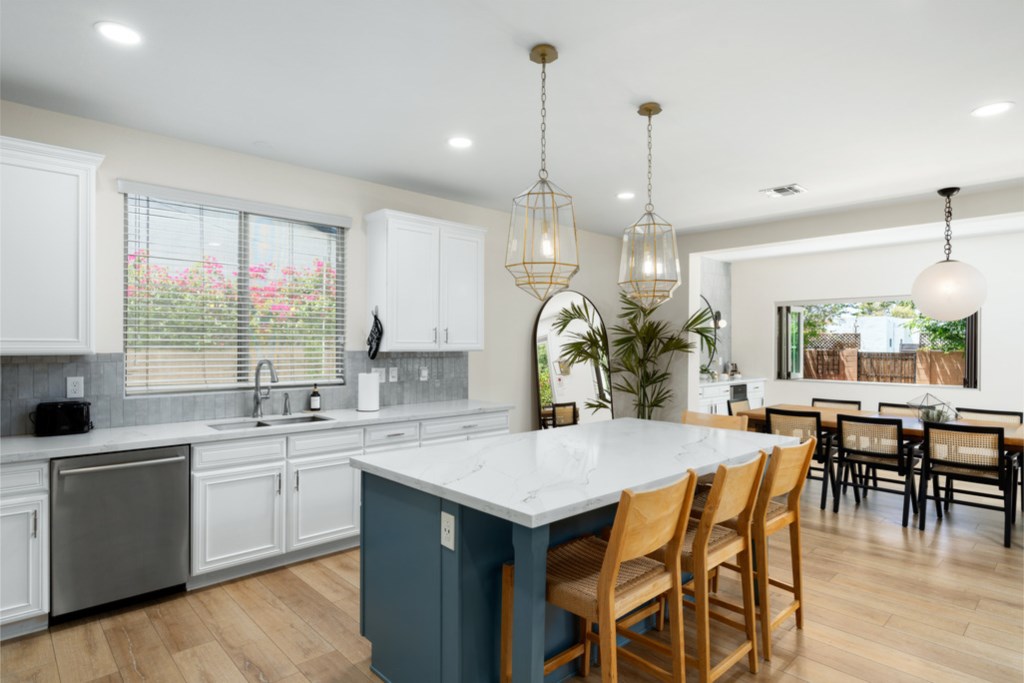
[500,471,697,683]
[766,408,830,510]
[727,399,750,417]
[834,415,919,527]
[692,438,817,661]
[954,408,1023,512]
[682,410,749,432]
[918,423,1017,547]
[652,453,767,683]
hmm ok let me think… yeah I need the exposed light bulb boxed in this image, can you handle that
[541,235,554,258]
[643,259,654,276]
[94,21,142,45]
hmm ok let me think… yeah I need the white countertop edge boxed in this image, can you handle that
[0,399,514,464]
[351,433,797,528]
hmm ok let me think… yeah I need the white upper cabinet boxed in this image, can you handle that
[0,137,104,354]
[367,210,485,352]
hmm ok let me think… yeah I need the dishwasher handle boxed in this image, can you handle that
[58,455,186,477]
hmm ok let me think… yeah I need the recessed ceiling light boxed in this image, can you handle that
[95,21,142,46]
[971,101,1015,118]
[448,137,473,149]
[616,191,635,200]
[760,184,807,198]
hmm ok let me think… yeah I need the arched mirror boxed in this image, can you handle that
[534,291,613,429]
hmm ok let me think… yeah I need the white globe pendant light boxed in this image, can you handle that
[911,187,986,322]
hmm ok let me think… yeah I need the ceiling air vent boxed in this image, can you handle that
[759,183,807,198]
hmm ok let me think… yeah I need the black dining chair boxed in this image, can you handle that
[834,415,919,527]
[766,408,830,509]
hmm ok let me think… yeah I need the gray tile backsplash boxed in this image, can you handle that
[0,351,468,436]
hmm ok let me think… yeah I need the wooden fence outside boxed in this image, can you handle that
[802,349,966,385]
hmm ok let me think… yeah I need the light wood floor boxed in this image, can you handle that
[2,479,1022,683]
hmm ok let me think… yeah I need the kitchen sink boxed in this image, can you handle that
[208,415,332,431]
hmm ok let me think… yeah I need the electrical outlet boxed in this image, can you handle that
[419,366,429,382]
[372,367,386,384]
[440,511,455,550]
[389,366,398,382]
[66,376,84,398]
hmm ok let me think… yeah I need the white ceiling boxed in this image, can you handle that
[2,0,1022,235]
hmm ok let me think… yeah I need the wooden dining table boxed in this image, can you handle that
[737,403,1024,453]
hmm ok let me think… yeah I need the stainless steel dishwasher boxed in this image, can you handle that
[50,445,189,617]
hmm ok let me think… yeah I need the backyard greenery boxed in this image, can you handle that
[802,300,965,351]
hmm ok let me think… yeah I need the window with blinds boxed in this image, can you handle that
[124,194,345,395]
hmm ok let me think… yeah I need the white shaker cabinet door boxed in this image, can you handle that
[387,219,440,350]
[192,463,285,575]
[0,495,48,623]
[439,227,484,351]
[287,454,360,551]
[0,137,103,354]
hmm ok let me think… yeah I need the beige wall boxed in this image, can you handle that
[0,100,623,433]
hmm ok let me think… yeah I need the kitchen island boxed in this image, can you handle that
[350,417,796,683]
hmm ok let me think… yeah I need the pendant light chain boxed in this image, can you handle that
[645,114,654,212]
[539,60,548,180]
[943,195,953,261]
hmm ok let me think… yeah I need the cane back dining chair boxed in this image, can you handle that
[918,423,1018,547]
[499,471,697,683]
[810,398,862,411]
[552,402,579,427]
[954,408,1023,511]
[727,399,750,416]
[877,402,919,417]
[834,415,919,527]
[765,408,830,509]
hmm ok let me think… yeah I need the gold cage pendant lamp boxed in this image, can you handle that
[505,44,580,300]
[619,102,680,307]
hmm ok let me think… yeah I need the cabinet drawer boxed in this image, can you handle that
[0,462,48,496]
[698,385,730,400]
[364,421,420,450]
[288,429,363,458]
[421,412,509,441]
[193,437,286,469]
[747,382,765,398]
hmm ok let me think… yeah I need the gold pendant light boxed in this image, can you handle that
[618,102,680,307]
[505,44,580,300]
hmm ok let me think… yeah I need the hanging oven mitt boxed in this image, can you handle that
[367,310,383,359]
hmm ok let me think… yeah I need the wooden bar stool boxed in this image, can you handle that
[654,453,767,683]
[682,410,749,432]
[500,470,697,683]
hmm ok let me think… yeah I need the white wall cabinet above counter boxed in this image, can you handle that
[366,209,485,352]
[0,137,104,355]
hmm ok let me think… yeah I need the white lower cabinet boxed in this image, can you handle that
[0,494,48,624]
[286,428,363,551]
[192,462,286,575]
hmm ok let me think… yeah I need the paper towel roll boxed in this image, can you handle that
[358,372,380,412]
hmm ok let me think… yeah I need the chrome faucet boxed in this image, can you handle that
[252,359,279,418]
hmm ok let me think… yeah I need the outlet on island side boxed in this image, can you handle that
[440,511,455,551]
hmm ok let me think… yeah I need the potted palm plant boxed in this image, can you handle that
[556,292,716,419]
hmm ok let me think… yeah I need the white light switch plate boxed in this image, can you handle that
[389,366,398,382]
[440,511,455,550]
[419,366,429,381]
[66,376,84,398]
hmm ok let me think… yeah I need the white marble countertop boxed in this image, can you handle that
[699,376,766,387]
[350,418,796,528]
[0,399,513,464]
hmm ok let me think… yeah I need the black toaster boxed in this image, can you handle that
[31,400,93,437]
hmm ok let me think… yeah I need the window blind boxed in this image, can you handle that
[124,194,345,395]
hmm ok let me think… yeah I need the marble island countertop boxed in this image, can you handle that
[699,376,766,387]
[0,399,513,464]
[350,418,796,528]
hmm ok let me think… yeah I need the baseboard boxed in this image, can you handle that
[187,536,360,590]
[1,614,48,641]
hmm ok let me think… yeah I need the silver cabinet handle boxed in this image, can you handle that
[433,327,438,342]
[59,455,186,476]
[31,510,38,538]
[461,424,479,429]
[276,473,282,495]
[295,472,300,491]
[445,328,449,343]
[386,432,405,438]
